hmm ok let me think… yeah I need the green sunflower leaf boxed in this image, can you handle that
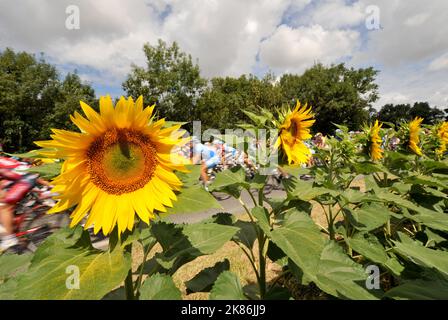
[393,232,448,276]
[27,162,62,180]
[209,166,249,191]
[210,271,246,300]
[15,228,131,300]
[384,279,448,300]
[185,259,230,294]
[269,209,378,299]
[161,185,222,216]
[139,273,181,300]
[0,253,32,282]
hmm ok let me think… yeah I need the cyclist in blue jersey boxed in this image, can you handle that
[191,137,220,187]
[210,137,237,167]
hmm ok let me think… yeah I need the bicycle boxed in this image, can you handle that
[3,182,70,252]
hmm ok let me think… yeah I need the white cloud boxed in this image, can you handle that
[356,0,448,67]
[375,92,409,107]
[259,24,360,73]
[0,0,162,87]
[245,20,258,35]
[0,0,447,108]
[372,64,448,109]
[309,0,365,29]
[428,53,448,72]
[404,13,430,27]
[351,0,448,108]
[0,0,299,79]
[159,0,295,77]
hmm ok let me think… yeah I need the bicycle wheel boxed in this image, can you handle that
[20,208,71,251]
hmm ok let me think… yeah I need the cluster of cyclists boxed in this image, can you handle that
[0,146,55,254]
[178,136,258,190]
[176,133,330,188]
[176,129,404,186]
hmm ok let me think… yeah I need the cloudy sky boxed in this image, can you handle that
[1,0,447,109]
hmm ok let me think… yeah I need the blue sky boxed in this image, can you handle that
[1,0,447,109]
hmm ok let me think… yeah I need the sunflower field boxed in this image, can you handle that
[1,96,448,300]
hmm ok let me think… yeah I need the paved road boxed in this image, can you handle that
[165,186,286,224]
[92,185,286,250]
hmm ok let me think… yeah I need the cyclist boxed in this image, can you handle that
[191,137,220,189]
[210,137,238,168]
[0,156,49,253]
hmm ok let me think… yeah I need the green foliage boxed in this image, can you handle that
[209,165,249,193]
[0,253,32,282]
[160,164,222,216]
[0,48,95,152]
[344,203,391,232]
[196,74,283,130]
[279,63,379,134]
[141,221,238,275]
[393,233,448,277]
[161,185,222,216]
[185,259,230,294]
[14,227,132,300]
[139,273,182,300]
[210,271,246,300]
[27,162,62,180]
[384,279,448,300]
[378,102,446,126]
[122,39,206,123]
[42,72,96,138]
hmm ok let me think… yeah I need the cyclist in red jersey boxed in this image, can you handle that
[0,157,50,253]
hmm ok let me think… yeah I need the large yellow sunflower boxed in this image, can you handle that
[275,101,315,165]
[408,117,423,156]
[436,121,448,156]
[36,96,188,235]
[369,120,383,161]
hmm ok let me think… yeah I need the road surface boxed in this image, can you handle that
[92,185,286,250]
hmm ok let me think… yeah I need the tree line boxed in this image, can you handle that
[1,41,447,152]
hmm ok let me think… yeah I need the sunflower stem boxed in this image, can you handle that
[257,188,267,299]
[124,244,135,300]
[328,205,335,240]
[125,270,134,300]
[258,234,267,299]
[134,239,157,296]
[247,189,258,208]
[258,185,264,206]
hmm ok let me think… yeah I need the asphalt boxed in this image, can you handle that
[166,186,286,224]
[92,185,286,250]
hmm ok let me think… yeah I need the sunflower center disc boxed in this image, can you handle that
[290,119,299,138]
[87,129,157,195]
[103,143,144,180]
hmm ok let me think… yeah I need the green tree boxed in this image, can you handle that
[42,72,96,137]
[0,48,96,152]
[0,48,59,151]
[122,39,206,122]
[377,103,412,125]
[196,73,283,130]
[279,63,379,134]
[378,102,445,126]
[410,102,445,124]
